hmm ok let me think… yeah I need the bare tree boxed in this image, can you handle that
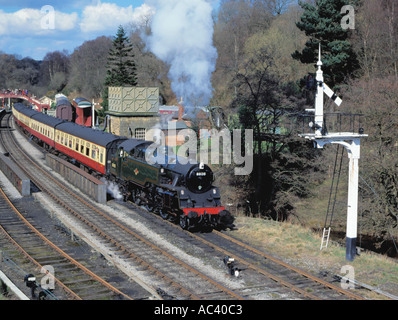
[68,36,113,98]
[40,50,70,92]
[353,0,398,79]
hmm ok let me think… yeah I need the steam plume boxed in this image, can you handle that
[145,0,218,106]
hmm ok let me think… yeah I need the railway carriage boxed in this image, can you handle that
[13,104,38,134]
[54,122,126,175]
[30,113,64,149]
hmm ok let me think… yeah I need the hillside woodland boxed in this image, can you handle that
[0,0,397,254]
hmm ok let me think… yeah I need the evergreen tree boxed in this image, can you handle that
[292,0,359,88]
[102,25,137,110]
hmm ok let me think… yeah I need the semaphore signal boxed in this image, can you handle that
[300,44,368,261]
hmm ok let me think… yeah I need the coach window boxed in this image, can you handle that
[75,139,79,152]
[86,143,90,156]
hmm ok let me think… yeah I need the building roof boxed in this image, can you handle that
[74,97,91,108]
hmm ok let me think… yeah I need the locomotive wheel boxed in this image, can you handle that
[131,189,137,203]
[179,216,188,230]
[159,209,169,220]
[145,200,155,212]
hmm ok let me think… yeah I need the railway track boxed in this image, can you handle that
[114,198,367,300]
[0,184,135,300]
[1,113,246,300]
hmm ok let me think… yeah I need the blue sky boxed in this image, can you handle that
[0,1,156,60]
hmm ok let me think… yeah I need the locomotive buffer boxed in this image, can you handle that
[300,45,368,261]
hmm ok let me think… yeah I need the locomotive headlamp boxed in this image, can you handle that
[181,190,184,195]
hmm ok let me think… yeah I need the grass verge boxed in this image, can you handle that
[227,216,398,300]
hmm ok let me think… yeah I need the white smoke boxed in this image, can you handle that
[145,0,218,106]
[106,181,123,200]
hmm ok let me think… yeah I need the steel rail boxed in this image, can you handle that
[213,230,365,300]
[145,210,323,299]
[145,208,365,300]
[0,187,82,300]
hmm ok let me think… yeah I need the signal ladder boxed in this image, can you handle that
[320,145,344,250]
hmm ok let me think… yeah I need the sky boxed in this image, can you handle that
[0,0,159,60]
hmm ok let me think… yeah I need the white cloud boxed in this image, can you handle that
[0,2,154,37]
[0,8,78,36]
[0,2,156,60]
[132,4,156,27]
[79,2,154,33]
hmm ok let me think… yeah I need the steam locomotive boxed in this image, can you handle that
[12,103,234,230]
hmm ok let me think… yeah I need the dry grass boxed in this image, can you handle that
[227,215,398,299]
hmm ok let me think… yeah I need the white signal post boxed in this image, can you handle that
[314,48,324,137]
[301,45,367,261]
